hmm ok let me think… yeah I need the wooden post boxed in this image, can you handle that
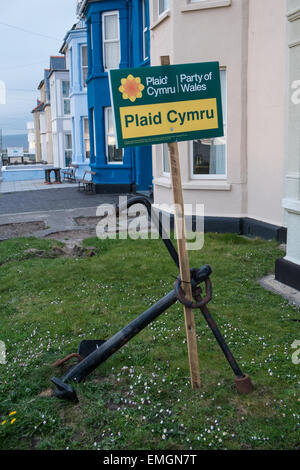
[161,56,201,389]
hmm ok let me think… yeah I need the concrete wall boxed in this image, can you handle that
[247,0,286,227]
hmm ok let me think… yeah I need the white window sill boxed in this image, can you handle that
[154,177,231,191]
[181,0,232,13]
[183,180,231,191]
[153,177,172,189]
[150,11,170,31]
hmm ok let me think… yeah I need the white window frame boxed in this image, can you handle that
[81,44,88,88]
[105,107,123,164]
[142,0,149,61]
[190,69,227,180]
[102,11,121,72]
[83,117,90,160]
[158,0,170,16]
[62,80,70,116]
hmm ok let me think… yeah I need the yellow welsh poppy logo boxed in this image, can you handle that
[119,75,144,102]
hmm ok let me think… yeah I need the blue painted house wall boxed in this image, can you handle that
[83,0,152,193]
[63,21,90,178]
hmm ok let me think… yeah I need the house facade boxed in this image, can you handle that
[31,69,53,163]
[150,0,287,240]
[60,21,90,177]
[38,70,54,164]
[48,56,73,168]
[77,0,153,193]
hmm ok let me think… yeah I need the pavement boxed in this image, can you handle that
[0,179,76,194]
[0,185,151,244]
[0,187,124,216]
[259,275,300,307]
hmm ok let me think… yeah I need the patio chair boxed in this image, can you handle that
[61,164,79,183]
[77,170,96,193]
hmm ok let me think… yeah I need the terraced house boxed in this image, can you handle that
[150,0,287,241]
[77,0,153,193]
[48,56,72,168]
[60,21,91,178]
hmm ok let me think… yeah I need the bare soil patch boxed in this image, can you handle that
[0,221,45,240]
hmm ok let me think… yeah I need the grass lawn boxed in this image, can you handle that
[0,234,299,450]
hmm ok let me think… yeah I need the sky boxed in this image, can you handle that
[0,0,77,136]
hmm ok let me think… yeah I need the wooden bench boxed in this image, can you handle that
[61,164,79,183]
[77,170,96,193]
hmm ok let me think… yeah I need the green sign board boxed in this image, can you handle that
[109,61,224,148]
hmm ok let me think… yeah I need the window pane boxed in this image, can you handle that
[193,135,226,176]
[85,142,90,159]
[108,143,123,163]
[65,133,72,150]
[81,45,88,66]
[92,108,97,156]
[220,70,226,119]
[65,151,72,167]
[144,31,149,59]
[107,108,114,134]
[159,0,169,15]
[84,118,89,138]
[83,67,88,87]
[84,118,90,159]
[104,14,118,40]
[62,81,70,97]
[162,143,170,173]
[64,99,71,115]
[106,107,123,163]
[143,0,147,29]
[104,42,120,69]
